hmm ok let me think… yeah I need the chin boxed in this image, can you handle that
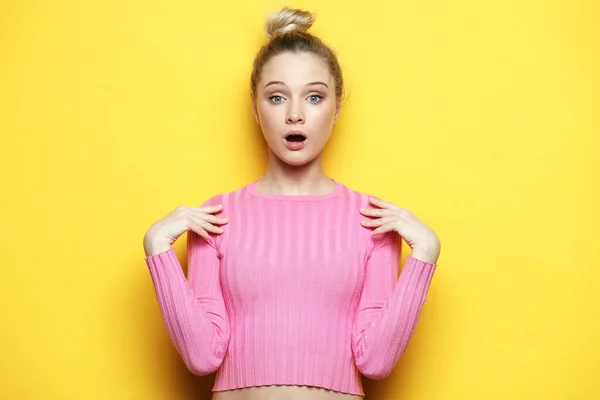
[274,149,321,167]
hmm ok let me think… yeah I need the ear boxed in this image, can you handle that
[250,92,259,124]
[333,102,341,124]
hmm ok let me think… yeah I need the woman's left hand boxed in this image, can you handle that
[360,197,441,264]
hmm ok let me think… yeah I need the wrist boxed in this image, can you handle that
[410,246,440,265]
[145,243,172,257]
[143,232,171,257]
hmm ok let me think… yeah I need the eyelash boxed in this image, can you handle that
[268,94,323,104]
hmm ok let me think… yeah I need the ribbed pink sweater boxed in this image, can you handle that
[144,178,437,396]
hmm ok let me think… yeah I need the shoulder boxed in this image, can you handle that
[199,181,250,204]
[338,180,400,252]
[197,181,257,214]
[335,180,378,209]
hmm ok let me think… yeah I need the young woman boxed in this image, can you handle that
[143,7,441,400]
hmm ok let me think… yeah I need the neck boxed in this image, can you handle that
[256,152,333,196]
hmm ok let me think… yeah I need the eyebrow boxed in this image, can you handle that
[264,81,329,89]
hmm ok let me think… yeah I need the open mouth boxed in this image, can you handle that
[285,133,307,142]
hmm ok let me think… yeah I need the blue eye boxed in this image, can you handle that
[308,94,323,103]
[269,95,283,104]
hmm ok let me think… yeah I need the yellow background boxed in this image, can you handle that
[1,0,598,398]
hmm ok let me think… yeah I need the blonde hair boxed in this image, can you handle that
[250,7,344,104]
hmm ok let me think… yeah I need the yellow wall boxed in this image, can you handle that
[1,0,598,398]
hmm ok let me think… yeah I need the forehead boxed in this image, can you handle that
[259,51,333,88]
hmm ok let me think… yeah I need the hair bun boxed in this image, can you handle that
[264,7,314,39]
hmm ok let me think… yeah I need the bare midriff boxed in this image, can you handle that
[212,385,364,400]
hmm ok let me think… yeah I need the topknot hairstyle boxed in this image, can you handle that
[264,7,314,39]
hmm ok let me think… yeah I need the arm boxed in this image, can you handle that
[144,197,230,375]
[351,230,437,379]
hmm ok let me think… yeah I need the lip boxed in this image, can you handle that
[283,129,308,151]
[284,130,307,139]
[283,136,307,151]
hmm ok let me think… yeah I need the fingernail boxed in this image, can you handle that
[360,208,366,212]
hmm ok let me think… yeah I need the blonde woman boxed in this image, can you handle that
[143,7,441,400]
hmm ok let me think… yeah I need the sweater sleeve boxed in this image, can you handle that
[351,229,437,379]
[144,197,230,375]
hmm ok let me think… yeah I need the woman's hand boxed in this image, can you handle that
[143,204,228,257]
[360,197,440,264]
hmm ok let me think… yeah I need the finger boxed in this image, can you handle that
[194,204,223,214]
[371,223,395,235]
[359,207,392,217]
[202,222,225,234]
[188,207,226,220]
[190,215,224,234]
[361,216,396,228]
[369,197,399,210]
[202,214,229,225]
[189,221,211,241]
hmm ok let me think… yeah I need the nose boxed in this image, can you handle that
[286,104,304,124]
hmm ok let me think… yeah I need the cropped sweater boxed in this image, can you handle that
[144,178,437,396]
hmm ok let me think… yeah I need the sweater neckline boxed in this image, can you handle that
[246,177,343,201]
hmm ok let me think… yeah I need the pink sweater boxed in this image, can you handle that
[144,178,437,396]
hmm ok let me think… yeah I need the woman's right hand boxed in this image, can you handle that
[143,204,228,257]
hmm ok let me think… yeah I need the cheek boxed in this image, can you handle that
[257,107,284,141]
[258,105,280,127]
[310,106,336,127]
